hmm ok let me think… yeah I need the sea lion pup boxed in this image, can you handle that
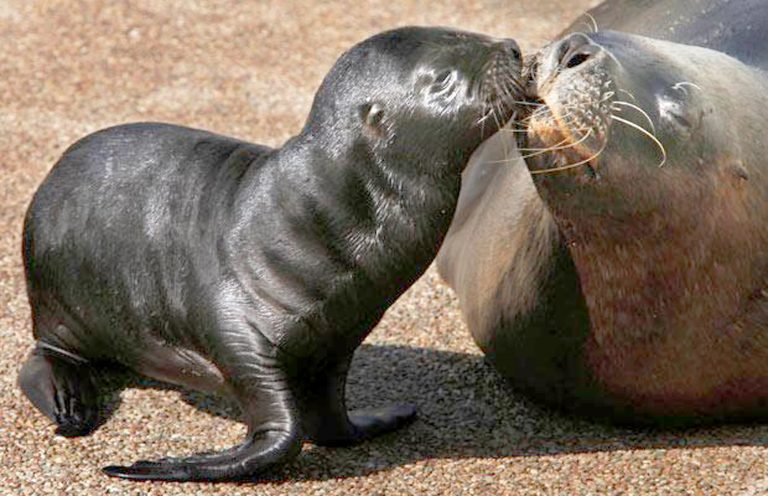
[18,26,523,481]
[438,0,768,425]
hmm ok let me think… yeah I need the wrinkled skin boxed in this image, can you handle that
[18,26,523,482]
[438,0,768,424]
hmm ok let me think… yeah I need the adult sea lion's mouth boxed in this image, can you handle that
[517,36,614,177]
[518,99,607,178]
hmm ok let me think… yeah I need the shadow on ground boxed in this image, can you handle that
[98,343,768,483]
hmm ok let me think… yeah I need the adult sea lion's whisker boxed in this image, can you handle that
[672,81,703,96]
[611,114,667,167]
[585,13,600,33]
[617,88,638,103]
[486,128,594,164]
[506,100,545,107]
[518,130,593,160]
[529,131,607,175]
[518,106,559,124]
[498,128,534,133]
[611,100,657,134]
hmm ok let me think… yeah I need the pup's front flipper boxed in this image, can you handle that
[299,356,417,447]
[103,327,302,482]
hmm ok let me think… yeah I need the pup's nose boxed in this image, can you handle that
[495,38,522,62]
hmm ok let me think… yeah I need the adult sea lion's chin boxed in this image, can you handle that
[520,29,768,418]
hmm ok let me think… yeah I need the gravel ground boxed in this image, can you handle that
[3,1,768,494]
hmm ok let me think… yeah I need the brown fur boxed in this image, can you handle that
[527,32,768,418]
[438,134,560,352]
[439,22,768,423]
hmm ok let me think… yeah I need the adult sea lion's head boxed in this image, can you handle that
[522,30,764,233]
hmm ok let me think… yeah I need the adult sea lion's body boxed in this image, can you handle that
[19,27,522,481]
[438,0,768,423]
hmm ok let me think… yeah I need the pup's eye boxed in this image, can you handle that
[435,70,453,85]
[431,70,454,93]
[363,103,385,127]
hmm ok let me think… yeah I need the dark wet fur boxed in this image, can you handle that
[18,27,522,482]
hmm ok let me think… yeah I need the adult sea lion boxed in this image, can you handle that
[18,27,523,481]
[438,0,768,424]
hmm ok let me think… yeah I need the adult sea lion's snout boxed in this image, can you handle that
[522,33,617,181]
[538,33,602,83]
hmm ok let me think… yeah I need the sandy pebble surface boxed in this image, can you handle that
[3,1,768,494]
